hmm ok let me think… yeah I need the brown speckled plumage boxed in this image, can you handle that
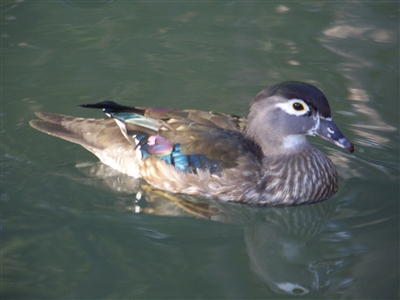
[30,81,354,205]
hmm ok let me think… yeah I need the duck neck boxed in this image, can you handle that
[256,147,339,205]
[245,125,311,157]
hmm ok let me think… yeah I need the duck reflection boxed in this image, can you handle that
[76,161,353,296]
[242,205,352,296]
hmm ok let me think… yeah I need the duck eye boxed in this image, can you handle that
[293,102,304,111]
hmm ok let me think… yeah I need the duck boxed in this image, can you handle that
[29,81,354,205]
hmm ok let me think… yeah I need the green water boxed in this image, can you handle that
[2,1,399,299]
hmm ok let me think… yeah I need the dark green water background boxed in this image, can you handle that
[2,1,399,299]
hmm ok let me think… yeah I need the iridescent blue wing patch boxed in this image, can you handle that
[136,133,221,174]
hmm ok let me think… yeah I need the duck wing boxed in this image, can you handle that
[82,101,262,171]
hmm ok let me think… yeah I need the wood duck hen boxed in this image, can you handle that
[30,81,354,205]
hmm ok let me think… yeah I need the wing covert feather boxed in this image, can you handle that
[81,102,260,169]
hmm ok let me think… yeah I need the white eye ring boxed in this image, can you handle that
[275,99,310,116]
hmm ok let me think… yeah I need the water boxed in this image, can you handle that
[2,1,399,299]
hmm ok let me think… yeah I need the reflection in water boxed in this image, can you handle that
[320,2,398,150]
[324,25,395,43]
[243,204,352,296]
[75,162,355,296]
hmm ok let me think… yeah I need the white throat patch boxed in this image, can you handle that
[283,134,307,149]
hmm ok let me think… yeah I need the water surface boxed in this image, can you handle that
[2,1,399,299]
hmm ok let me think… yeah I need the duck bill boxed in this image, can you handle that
[315,118,354,153]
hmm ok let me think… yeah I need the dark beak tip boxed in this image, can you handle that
[348,144,355,153]
[340,139,354,153]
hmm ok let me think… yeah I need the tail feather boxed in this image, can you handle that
[29,112,127,152]
[29,112,140,177]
